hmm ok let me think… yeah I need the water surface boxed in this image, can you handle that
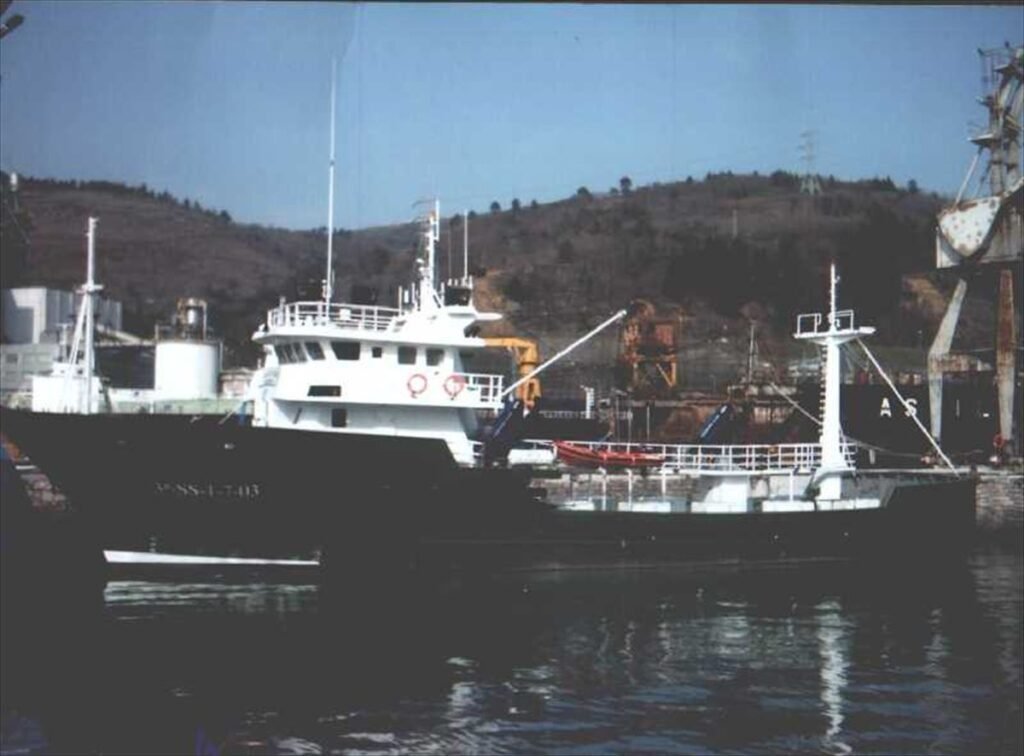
[2,548,1021,755]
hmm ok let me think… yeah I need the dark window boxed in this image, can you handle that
[371,347,383,359]
[426,348,444,366]
[305,341,325,360]
[275,345,291,364]
[398,346,417,365]
[331,408,348,428]
[289,343,307,362]
[331,341,360,361]
[308,385,341,397]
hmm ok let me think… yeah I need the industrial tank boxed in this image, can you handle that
[153,298,220,400]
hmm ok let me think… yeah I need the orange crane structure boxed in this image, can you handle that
[616,300,680,398]
[484,337,542,409]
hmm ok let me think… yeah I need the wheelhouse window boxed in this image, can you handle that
[398,346,417,365]
[331,408,348,428]
[331,341,360,361]
[308,385,341,397]
[426,348,444,367]
[274,345,291,364]
[305,341,325,360]
[289,343,307,362]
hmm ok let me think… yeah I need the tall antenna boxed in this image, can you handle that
[84,217,98,413]
[799,130,822,196]
[324,57,338,304]
[447,216,452,280]
[463,209,469,281]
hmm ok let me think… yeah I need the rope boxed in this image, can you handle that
[766,381,821,426]
[854,339,959,475]
[217,400,248,425]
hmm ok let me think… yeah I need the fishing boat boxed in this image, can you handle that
[0,195,631,565]
[0,61,630,566]
[422,264,976,576]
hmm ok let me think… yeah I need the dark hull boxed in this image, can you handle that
[1,408,529,560]
[1,409,977,576]
[788,383,1003,464]
[407,476,977,575]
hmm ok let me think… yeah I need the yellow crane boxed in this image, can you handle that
[484,337,542,409]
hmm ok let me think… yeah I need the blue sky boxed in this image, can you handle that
[0,2,1020,230]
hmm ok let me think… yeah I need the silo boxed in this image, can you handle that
[153,298,220,399]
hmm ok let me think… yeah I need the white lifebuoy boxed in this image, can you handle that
[443,373,467,398]
[407,373,428,398]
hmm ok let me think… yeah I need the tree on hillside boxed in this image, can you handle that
[907,178,919,194]
[530,199,539,209]
[490,201,501,214]
[576,186,592,201]
[619,176,632,194]
[511,198,521,212]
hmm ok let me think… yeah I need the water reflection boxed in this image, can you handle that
[816,599,851,755]
[1,549,1021,754]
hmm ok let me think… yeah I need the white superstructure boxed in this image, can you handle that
[249,201,506,466]
[545,264,965,514]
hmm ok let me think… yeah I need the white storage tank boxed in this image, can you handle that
[153,298,219,400]
[154,340,219,399]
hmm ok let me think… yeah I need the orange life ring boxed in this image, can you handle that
[444,373,467,398]
[407,373,428,398]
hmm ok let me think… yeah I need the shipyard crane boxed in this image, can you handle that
[484,337,541,409]
[930,44,1023,454]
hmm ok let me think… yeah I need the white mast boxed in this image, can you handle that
[463,208,469,282]
[819,264,845,476]
[794,263,874,500]
[84,217,97,413]
[417,199,441,311]
[324,57,337,304]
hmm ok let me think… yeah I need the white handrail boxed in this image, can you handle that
[267,301,402,332]
[552,441,852,473]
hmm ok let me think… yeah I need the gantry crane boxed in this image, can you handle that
[930,44,1023,453]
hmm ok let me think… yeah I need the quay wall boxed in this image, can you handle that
[976,471,1023,536]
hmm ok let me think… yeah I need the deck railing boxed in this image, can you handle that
[455,372,504,405]
[796,309,855,336]
[266,301,402,333]
[552,441,855,473]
